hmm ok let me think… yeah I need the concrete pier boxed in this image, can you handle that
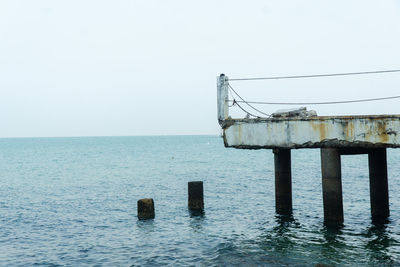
[321,148,344,225]
[368,148,390,221]
[217,73,398,224]
[274,149,292,214]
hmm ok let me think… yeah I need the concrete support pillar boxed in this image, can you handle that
[274,149,292,214]
[321,148,343,225]
[137,198,155,220]
[188,181,204,210]
[368,148,390,221]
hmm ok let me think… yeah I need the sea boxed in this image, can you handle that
[0,135,399,266]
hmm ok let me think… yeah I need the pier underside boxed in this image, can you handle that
[222,115,400,149]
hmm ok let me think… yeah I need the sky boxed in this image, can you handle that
[1,0,400,137]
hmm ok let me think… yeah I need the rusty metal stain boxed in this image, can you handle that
[319,123,327,140]
[238,124,242,143]
[311,120,327,140]
[376,121,389,143]
[223,131,228,147]
[363,122,372,142]
[344,121,354,140]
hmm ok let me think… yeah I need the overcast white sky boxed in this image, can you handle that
[1,0,400,137]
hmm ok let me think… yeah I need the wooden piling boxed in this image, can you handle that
[273,149,292,214]
[321,148,343,225]
[188,181,204,210]
[137,198,155,220]
[368,148,390,221]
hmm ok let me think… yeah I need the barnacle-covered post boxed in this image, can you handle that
[217,74,229,125]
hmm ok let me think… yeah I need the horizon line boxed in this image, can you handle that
[0,133,220,139]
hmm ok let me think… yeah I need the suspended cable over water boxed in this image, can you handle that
[227,95,400,105]
[225,68,400,116]
[228,69,400,81]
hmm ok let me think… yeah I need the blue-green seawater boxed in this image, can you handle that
[0,136,399,266]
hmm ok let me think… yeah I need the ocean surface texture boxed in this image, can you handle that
[0,136,399,266]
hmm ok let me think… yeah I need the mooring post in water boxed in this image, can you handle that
[188,181,204,210]
[368,148,390,221]
[321,148,343,224]
[137,198,155,220]
[273,149,292,214]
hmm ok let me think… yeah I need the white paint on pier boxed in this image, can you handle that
[223,116,400,149]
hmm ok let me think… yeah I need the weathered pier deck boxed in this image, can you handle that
[217,74,400,225]
[222,115,400,149]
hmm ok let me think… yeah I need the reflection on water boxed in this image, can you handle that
[136,218,155,233]
[275,214,296,226]
[258,215,301,256]
[188,209,206,232]
[364,222,397,265]
[253,213,399,266]
[188,209,205,218]
[321,223,345,248]
[320,225,346,265]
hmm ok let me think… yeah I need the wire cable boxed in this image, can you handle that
[228,84,270,117]
[228,69,400,81]
[232,100,260,118]
[228,89,259,117]
[227,95,400,105]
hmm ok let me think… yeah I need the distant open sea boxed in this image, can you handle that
[0,136,399,266]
